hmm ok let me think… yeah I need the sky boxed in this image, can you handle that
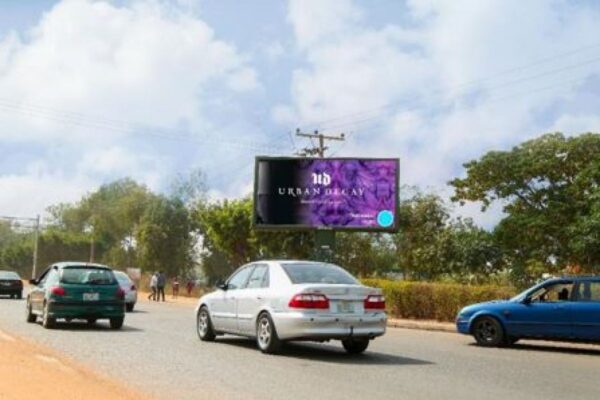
[0,0,599,228]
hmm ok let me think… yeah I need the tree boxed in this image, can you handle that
[394,190,451,279]
[136,196,193,277]
[451,132,600,272]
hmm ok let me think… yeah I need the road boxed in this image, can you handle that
[1,296,599,400]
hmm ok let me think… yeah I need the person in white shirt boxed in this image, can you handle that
[148,272,158,301]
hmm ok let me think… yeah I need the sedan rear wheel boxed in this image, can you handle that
[109,317,124,330]
[42,303,56,329]
[473,316,505,347]
[197,306,216,341]
[256,312,282,354]
[342,338,370,354]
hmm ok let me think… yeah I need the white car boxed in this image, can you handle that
[195,260,387,354]
[113,271,138,312]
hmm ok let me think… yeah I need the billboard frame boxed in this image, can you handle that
[252,156,400,233]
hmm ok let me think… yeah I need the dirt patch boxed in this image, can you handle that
[0,328,151,400]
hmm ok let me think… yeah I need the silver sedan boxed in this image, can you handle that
[195,260,387,354]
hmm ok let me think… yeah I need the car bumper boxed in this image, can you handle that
[47,300,125,319]
[456,318,470,334]
[125,292,137,304]
[0,288,22,294]
[272,311,387,340]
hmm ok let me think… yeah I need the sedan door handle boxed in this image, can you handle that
[256,296,263,300]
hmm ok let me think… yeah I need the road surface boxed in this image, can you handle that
[1,296,599,400]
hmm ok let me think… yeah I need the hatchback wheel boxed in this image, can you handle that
[26,301,36,323]
[472,316,505,347]
[197,306,216,341]
[42,303,56,329]
[342,338,370,354]
[126,303,135,312]
[256,312,282,354]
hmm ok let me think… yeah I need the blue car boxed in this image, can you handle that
[457,276,600,346]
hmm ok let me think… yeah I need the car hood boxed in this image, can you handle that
[459,300,514,316]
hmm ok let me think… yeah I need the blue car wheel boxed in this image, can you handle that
[472,316,505,347]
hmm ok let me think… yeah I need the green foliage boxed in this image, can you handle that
[451,132,600,272]
[335,233,396,277]
[196,197,314,282]
[363,278,516,321]
[136,196,193,276]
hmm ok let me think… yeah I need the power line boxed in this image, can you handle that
[0,100,289,154]
[297,46,600,131]
[315,59,599,133]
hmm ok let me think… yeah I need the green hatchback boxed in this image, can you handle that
[26,262,126,329]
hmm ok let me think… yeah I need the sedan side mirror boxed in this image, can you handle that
[215,280,228,291]
[28,279,37,285]
[522,297,532,305]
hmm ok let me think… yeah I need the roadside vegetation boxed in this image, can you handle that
[1,132,599,299]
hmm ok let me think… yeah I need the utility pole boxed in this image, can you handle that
[89,228,95,263]
[32,215,40,279]
[294,128,345,262]
[295,128,345,158]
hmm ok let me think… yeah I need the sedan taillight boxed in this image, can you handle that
[130,284,136,291]
[364,295,385,310]
[289,293,330,309]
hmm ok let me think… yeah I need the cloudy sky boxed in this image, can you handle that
[1,0,599,227]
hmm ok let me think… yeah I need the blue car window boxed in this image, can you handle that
[574,281,600,302]
[530,282,575,302]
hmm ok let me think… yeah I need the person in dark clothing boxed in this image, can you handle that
[157,271,166,302]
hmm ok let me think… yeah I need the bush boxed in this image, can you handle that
[362,279,516,322]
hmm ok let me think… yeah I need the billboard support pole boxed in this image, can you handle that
[314,230,336,263]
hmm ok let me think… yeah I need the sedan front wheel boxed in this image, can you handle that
[472,316,505,347]
[197,306,216,341]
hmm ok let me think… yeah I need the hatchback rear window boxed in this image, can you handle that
[60,267,116,285]
[281,263,358,285]
[0,271,20,280]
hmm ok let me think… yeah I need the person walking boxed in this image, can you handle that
[148,272,158,301]
[172,276,180,299]
[157,271,166,302]
[186,279,195,296]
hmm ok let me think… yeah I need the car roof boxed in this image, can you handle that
[52,261,112,270]
[544,276,600,283]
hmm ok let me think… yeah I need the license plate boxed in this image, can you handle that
[83,293,99,301]
[337,301,355,313]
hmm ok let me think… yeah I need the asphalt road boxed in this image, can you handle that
[1,295,600,400]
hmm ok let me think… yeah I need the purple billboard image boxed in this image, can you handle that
[254,157,399,231]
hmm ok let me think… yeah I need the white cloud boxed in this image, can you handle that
[0,0,258,144]
[0,167,94,218]
[281,0,600,227]
[0,0,261,215]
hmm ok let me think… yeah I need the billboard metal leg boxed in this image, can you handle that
[314,230,336,262]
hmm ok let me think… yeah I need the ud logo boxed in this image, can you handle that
[312,172,331,186]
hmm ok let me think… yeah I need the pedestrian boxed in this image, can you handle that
[148,272,158,301]
[157,271,166,302]
[172,276,180,299]
[186,279,195,296]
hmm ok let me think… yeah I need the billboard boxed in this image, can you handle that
[253,157,399,231]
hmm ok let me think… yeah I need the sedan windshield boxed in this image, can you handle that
[0,271,20,280]
[282,263,358,285]
[60,267,116,285]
